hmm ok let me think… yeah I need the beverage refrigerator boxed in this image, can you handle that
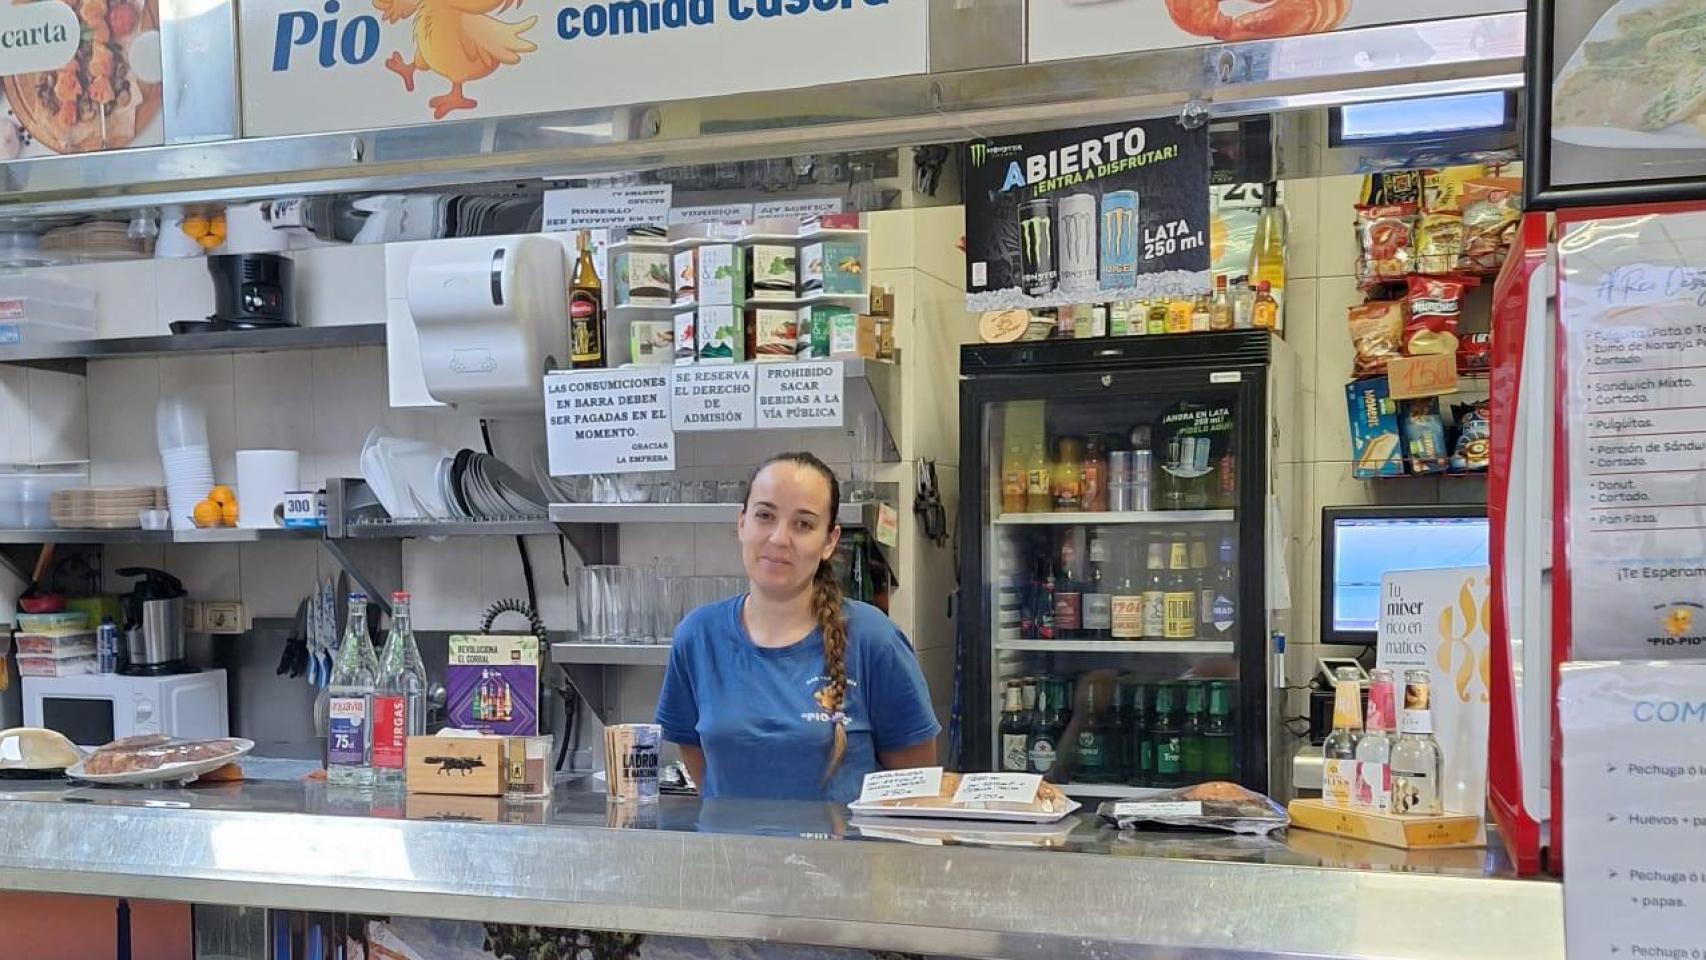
[957,330,1295,797]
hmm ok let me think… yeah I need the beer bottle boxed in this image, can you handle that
[1140,541,1167,640]
[1111,538,1145,640]
[1192,537,1213,640]
[1204,681,1236,778]
[999,682,1029,772]
[1129,682,1153,785]
[1026,439,1052,513]
[1150,683,1183,787]
[1028,678,1065,777]
[1163,540,1196,640]
[1181,681,1207,779]
[1075,678,1111,783]
[1083,533,1112,639]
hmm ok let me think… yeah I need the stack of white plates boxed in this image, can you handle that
[51,486,165,529]
[161,445,214,529]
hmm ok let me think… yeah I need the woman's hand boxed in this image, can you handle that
[877,740,939,771]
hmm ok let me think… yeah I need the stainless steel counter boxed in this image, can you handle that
[0,775,1561,959]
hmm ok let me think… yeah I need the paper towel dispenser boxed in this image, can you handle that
[406,236,568,416]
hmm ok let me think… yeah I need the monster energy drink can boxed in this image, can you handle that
[1100,190,1140,290]
[1058,193,1098,293]
[1018,198,1058,297]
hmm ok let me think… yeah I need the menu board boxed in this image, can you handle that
[1560,206,1706,659]
[0,0,165,158]
[1560,661,1706,960]
[1535,0,1706,204]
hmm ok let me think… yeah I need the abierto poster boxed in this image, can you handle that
[964,119,1211,311]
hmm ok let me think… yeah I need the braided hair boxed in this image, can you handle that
[747,452,848,783]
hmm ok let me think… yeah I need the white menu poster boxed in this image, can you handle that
[1560,209,1706,660]
[1560,661,1706,960]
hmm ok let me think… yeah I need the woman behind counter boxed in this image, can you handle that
[656,452,940,803]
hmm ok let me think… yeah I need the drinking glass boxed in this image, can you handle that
[653,479,679,504]
[576,566,616,644]
[849,411,879,502]
[717,479,744,504]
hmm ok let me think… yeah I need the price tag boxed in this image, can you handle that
[543,186,674,232]
[545,370,675,476]
[669,204,754,226]
[1387,353,1459,399]
[755,198,843,220]
[1110,801,1204,818]
[857,766,943,804]
[951,772,1041,805]
[874,503,899,548]
[756,361,844,429]
[671,365,757,432]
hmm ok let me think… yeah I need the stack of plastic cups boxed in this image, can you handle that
[157,397,214,530]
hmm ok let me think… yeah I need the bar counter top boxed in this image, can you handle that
[0,770,1561,959]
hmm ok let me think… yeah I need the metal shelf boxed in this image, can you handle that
[745,293,868,309]
[739,230,868,243]
[996,639,1235,655]
[0,527,319,544]
[550,642,671,666]
[0,324,387,365]
[993,510,1234,526]
[342,519,556,539]
[549,502,867,525]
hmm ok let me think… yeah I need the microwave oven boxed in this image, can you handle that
[21,670,228,747]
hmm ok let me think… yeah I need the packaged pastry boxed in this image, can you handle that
[81,735,247,775]
[1347,377,1404,478]
[1460,177,1522,273]
[1099,781,1289,836]
[851,768,1079,822]
[1415,213,1464,275]
[1349,300,1406,375]
[1356,203,1416,286]
[1401,398,1450,475]
[1451,400,1492,472]
[1403,276,1466,357]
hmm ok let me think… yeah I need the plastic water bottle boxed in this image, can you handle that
[372,591,427,786]
[327,594,377,786]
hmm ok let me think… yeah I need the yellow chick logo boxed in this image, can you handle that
[376,0,537,120]
[1663,606,1693,638]
[813,686,836,713]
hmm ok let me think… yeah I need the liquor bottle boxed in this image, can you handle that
[1052,538,1083,639]
[372,590,427,786]
[1190,294,1212,334]
[1162,540,1196,640]
[1035,556,1057,641]
[1028,679,1066,777]
[1000,439,1027,515]
[1128,682,1153,785]
[1203,681,1235,778]
[1247,188,1287,305]
[1209,276,1233,331]
[1146,300,1168,336]
[1390,669,1445,815]
[1322,666,1364,804]
[1083,533,1112,639]
[1252,281,1279,330]
[1073,678,1107,783]
[1110,540,1145,640]
[1026,439,1052,513]
[1210,536,1237,638]
[1180,681,1207,780]
[327,593,377,786]
[999,682,1030,772]
[1052,436,1084,511]
[1150,683,1183,788]
[569,230,606,369]
[1355,668,1398,810]
[1166,298,1193,334]
[1191,537,1213,640]
[1140,541,1167,640]
[1081,434,1110,512]
[1231,277,1253,330]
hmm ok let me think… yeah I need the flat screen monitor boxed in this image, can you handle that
[1321,505,1489,646]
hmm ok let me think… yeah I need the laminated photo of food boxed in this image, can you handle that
[0,0,164,157]
[1553,0,1706,145]
[1163,0,1349,41]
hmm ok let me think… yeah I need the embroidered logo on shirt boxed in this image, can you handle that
[803,676,856,725]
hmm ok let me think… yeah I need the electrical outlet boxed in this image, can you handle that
[204,602,246,635]
[183,602,204,633]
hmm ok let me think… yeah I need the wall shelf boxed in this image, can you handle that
[0,527,319,544]
[0,324,387,367]
[341,519,556,539]
[995,639,1235,655]
[550,642,671,667]
[549,502,868,526]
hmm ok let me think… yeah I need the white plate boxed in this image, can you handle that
[1553,0,1706,148]
[850,815,1082,847]
[846,797,1081,823]
[66,738,254,786]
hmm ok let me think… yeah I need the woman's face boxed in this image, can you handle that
[738,462,841,597]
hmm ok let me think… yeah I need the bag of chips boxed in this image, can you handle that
[1451,400,1491,472]
[1458,332,1493,373]
[1404,276,1466,357]
[1461,177,1522,273]
[1356,203,1417,287]
[1424,165,1486,215]
[1349,300,1406,376]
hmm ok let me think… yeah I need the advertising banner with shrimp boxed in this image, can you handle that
[1543,0,1706,200]
[1029,0,1517,63]
[964,118,1210,311]
[236,0,924,138]
[0,0,163,159]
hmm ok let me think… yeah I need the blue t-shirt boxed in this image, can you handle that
[655,596,940,804]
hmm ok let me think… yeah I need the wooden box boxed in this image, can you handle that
[1288,798,1484,850]
[405,736,505,797]
[405,794,502,823]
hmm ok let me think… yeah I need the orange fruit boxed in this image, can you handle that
[208,485,236,506]
[220,500,239,526]
[192,500,221,528]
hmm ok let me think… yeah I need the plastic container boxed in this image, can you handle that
[0,277,95,345]
[156,396,210,452]
[0,469,87,529]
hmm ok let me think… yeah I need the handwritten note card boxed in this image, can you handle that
[858,767,943,804]
[951,773,1042,805]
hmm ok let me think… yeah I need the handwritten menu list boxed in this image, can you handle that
[1562,214,1706,661]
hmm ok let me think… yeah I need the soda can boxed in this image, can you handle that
[1132,450,1155,512]
[1057,193,1099,293]
[97,619,119,674]
[1018,198,1058,297]
[1109,451,1135,512]
[1100,190,1140,290]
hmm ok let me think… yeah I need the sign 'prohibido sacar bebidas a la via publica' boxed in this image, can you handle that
[964,118,1211,311]
[239,0,923,137]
